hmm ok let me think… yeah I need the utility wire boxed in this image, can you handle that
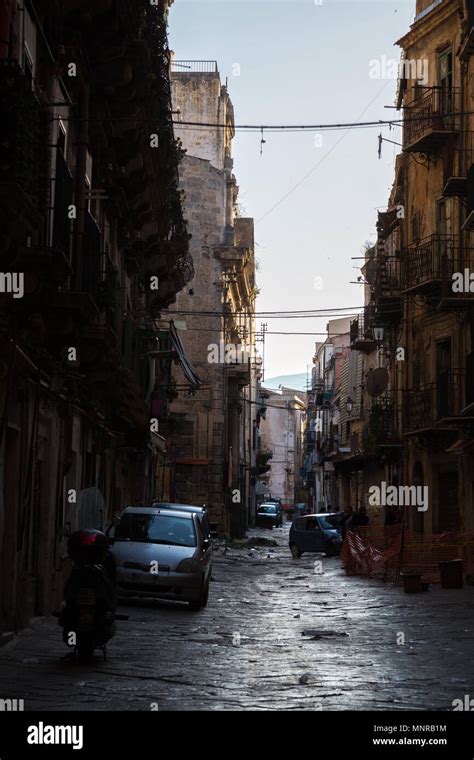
[256,79,393,224]
[172,111,474,132]
[161,306,361,315]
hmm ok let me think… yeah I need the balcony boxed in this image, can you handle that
[403,376,462,436]
[350,307,377,353]
[9,244,71,288]
[227,360,251,388]
[362,397,401,453]
[373,256,402,324]
[403,234,474,304]
[0,61,48,233]
[403,87,459,154]
[314,385,334,408]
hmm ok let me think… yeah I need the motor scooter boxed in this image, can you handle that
[59,529,117,663]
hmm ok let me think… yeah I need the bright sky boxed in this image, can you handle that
[169,0,415,378]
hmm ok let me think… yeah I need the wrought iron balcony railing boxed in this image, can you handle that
[403,86,459,154]
[362,396,401,450]
[350,306,377,352]
[372,255,403,324]
[403,234,474,302]
[403,375,463,435]
[0,60,49,224]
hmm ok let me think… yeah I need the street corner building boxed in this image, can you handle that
[0,0,196,633]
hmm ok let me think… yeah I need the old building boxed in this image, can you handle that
[303,318,364,512]
[259,387,306,512]
[0,0,191,633]
[393,0,474,533]
[342,0,474,532]
[161,61,260,537]
[347,208,404,525]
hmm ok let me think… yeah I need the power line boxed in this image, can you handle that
[256,79,392,224]
[171,111,474,132]
[161,306,361,316]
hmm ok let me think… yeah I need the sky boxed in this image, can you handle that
[169,0,415,379]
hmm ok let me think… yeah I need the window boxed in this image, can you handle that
[436,339,452,417]
[115,514,197,547]
[23,45,33,88]
[57,121,67,156]
[437,49,453,116]
[258,505,277,514]
[196,519,205,546]
[436,198,452,237]
[437,49,453,92]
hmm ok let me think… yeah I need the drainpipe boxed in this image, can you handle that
[459,57,466,399]
[73,79,90,290]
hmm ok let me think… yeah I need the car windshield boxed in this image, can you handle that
[115,514,197,547]
[259,505,277,514]
[317,515,338,531]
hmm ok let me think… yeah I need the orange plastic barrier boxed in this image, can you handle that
[341,525,474,584]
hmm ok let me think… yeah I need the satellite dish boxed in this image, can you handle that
[364,259,377,285]
[366,367,389,397]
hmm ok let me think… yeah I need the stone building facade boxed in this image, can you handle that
[163,61,260,537]
[259,388,306,511]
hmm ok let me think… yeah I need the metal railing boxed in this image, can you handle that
[350,305,376,345]
[403,375,462,433]
[171,60,218,74]
[374,256,401,299]
[403,86,459,149]
[363,396,400,448]
[403,234,474,292]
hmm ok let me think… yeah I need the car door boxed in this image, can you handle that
[304,517,324,552]
[292,517,307,550]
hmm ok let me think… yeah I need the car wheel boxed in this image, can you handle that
[290,543,302,559]
[200,580,210,608]
[188,579,209,611]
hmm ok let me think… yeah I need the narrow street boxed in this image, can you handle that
[1,524,473,712]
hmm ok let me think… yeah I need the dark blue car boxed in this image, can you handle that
[289,513,343,558]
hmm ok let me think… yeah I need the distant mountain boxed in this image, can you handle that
[264,373,308,392]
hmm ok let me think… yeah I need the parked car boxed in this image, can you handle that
[151,502,216,540]
[256,502,283,528]
[293,503,306,518]
[109,507,212,610]
[289,513,343,557]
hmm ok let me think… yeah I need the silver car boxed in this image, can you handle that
[110,507,212,610]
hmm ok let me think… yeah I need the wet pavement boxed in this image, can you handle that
[1,523,474,711]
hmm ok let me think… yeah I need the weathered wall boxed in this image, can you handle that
[172,73,232,170]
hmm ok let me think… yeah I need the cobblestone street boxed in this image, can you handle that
[1,525,473,711]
